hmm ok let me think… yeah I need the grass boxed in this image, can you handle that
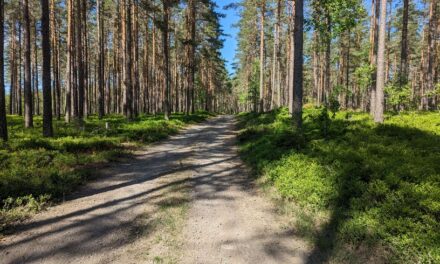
[0,112,211,233]
[237,107,440,263]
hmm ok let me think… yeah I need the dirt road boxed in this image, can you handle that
[0,116,308,264]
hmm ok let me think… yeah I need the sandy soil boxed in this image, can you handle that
[0,116,309,264]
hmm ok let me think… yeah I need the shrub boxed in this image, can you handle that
[237,108,440,263]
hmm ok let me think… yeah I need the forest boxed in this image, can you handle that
[0,0,439,263]
[233,0,440,117]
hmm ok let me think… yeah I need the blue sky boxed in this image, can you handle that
[215,0,240,75]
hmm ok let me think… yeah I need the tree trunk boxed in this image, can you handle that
[122,0,133,120]
[312,32,320,106]
[132,2,140,117]
[424,0,437,109]
[33,21,41,116]
[41,0,53,136]
[399,0,409,87]
[97,0,105,119]
[18,23,22,116]
[50,0,60,119]
[65,0,73,122]
[259,0,265,112]
[24,0,33,128]
[82,0,89,117]
[162,0,171,120]
[288,0,294,113]
[186,0,196,115]
[9,22,16,115]
[76,0,84,119]
[370,0,379,115]
[292,0,304,128]
[271,0,281,109]
[0,0,7,141]
[324,13,331,104]
[374,0,387,123]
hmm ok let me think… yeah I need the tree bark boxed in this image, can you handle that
[185,0,196,115]
[122,0,133,120]
[97,0,105,119]
[259,0,265,112]
[288,0,294,113]
[370,0,379,116]
[50,0,60,119]
[76,0,84,119]
[65,0,73,122]
[424,0,437,109]
[24,0,33,128]
[0,0,7,141]
[41,0,53,136]
[9,22,16,115]
[292,0,304,128]
[374,0,387,123]
[270,0,281,109]
[162,0,171,120]
[33,20,40,116]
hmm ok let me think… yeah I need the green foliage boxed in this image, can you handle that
[0,194,51,233]
[328,89,341,118]
[237,108,440,263]
[248,59,260,109]
[427,83,440,100]
[354,64,374,92]
[385,84,412,111]
[0,113,210,219]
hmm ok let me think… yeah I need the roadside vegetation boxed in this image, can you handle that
[237,107,440,263]
[0,112,210,233]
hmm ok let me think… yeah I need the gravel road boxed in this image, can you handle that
[0,116,308,264]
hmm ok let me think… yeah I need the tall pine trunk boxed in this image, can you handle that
[41,0,53,136]
[374,0,387,123]
[370,0,379,115]
[259,1,265,112]
[162,0,171,120]
[50,0,60,119]
[24,0,33,128]
[287,0,294,113]
[122,0,133,120]
[0,0,7,141]
[292,0,304,128]
[185,0,196,115]
[273,0,281,108]
[33,21,40,116]
[76,0,84,119]
[399,0,409,87]
[423,0,437,109]
[65,0,73,123]
[97,0,105,119]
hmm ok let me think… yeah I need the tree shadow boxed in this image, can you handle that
[1,115,295,263]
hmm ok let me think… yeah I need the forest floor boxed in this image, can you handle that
[237,108,440,263]
[0,116,310,264]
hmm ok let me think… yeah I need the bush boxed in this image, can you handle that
[237,108,440,263]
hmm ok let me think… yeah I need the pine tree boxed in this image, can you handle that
[41,0,53,136]
[0,0,6,141]
[292,0,304,128]
[24,0,33,128]
[374,0,387,123]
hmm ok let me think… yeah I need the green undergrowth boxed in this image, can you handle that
[237,107,440,263]
[0,112,211,233]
